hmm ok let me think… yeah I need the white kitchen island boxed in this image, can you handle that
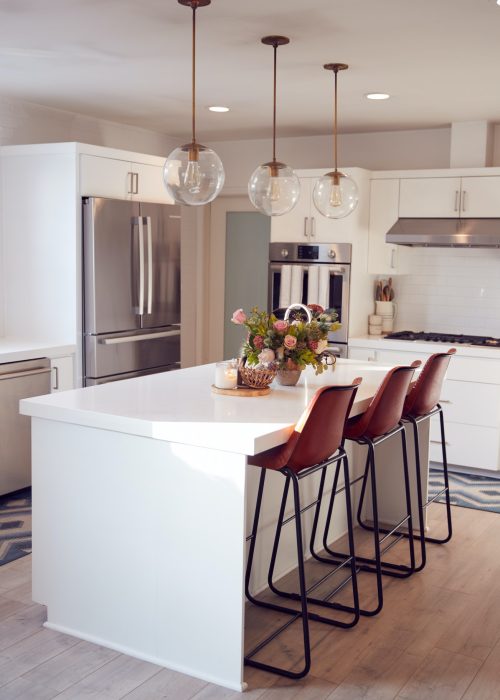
[20,359,429,692]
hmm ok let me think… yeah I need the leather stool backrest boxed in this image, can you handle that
[347,362,421,440]
[403,348,456,418]
[287,379,362,472]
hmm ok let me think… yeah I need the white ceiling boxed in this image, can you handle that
[1,0,500,142]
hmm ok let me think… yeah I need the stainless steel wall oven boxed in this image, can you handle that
[268,242,351,357]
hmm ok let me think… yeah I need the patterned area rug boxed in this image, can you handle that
[0,488,32,566]
[429,468,500,514]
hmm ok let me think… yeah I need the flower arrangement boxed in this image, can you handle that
[231,305,341,375]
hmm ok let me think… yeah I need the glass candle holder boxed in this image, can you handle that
[214,361,238,390]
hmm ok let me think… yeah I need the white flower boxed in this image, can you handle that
[315,338,328,354]
[258,348,275,364]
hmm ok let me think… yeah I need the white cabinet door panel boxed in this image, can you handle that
[50,356,74,392]
[399,177,461,217]
[460,176,500,217]
[132,162,174,204]
[430,421,500,471]
[439,379,500,427]
[368,179,410,274]
[270,178,312,242]
[80,155,131,199]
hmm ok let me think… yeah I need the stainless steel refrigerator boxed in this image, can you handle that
[82,197,181,386]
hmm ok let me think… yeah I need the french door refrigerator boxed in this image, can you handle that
[82,197,181,386]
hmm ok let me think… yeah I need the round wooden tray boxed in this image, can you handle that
[211,384,271,397]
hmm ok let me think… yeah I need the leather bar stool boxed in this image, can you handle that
[244,379,362,680]
[399,348,456,571]
[318,362,421,618]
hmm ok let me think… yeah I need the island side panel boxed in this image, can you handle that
[31,417,247,692]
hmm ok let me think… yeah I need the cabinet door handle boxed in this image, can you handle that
[133,172,139,195]
[52,365,59,391]
[390,248,396,269]
[454,190,459,212]
[128,172,134,194]
[304,217,309,238]
[430,439,450,446]
[311,216,316,238]
[439,399,452,404]
[461,189,467,212]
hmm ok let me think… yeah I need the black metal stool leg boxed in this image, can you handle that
[245,469,311,679]
[245,469,267,605]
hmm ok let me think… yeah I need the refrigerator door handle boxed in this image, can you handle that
[137,216,145,316]
[98,329,181,345]
[146,216,153,315]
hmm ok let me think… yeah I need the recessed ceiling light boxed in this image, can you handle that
[208,105,229,112]
[365,93,390,100]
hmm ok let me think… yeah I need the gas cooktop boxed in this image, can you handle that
[384,331,500,348]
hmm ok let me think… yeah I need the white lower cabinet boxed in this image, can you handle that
[348,343,500,471]
[50,355,74,392]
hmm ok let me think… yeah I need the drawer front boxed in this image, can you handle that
[439,380,500,427]
[430,420,500,470]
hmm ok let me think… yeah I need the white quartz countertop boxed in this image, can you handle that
[349,335,500,360]
[20,359,400,456]
[0,338,76,364]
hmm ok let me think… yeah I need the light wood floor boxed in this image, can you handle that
[0,504,499,699]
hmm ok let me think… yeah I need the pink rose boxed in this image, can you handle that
[284,334,297,349]
[231,308,247,325]
[253,335,264,349]
[258,348,275,364]
[273,320,288,332]
[308,340,319,352]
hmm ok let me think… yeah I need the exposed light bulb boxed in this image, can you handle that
[267,177,281,202]
[329,182,342,207]
[183,159,202,194]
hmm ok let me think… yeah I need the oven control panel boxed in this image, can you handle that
[269,242,352,265]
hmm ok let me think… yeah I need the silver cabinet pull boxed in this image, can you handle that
[310,217,316,238]
[52,366,59,391]
[0,367,52,381]
[134,172,139,195]
[454,190,459,212]
[461,189,467,212]
[304,217,309,238]
[439,399,452,404]
[390,248,396,269]
[99,329,181,345]
[430,439,450,446]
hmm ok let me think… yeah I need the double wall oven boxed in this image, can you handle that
[268,242,351,357]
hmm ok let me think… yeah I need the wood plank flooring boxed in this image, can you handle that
[0,504,499,699]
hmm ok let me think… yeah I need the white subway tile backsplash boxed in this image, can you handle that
[394,248,500,337]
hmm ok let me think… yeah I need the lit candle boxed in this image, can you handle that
[214,361,237,389]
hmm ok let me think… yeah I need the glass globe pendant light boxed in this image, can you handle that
[313,63,358,219]
[248,36,300,217]
[163,0,225,206]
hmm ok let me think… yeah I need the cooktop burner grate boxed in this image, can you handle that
[384,331,500,347]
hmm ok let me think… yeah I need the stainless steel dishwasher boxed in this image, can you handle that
[0,358,52,496]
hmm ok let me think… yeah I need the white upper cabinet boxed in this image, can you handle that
[399,177,461,217]
[399,175,500,218]
[270,178,312,242]
[459,176,500,217]
[80,154,174,204]
[270,170,365,244]
[368,179,410,275]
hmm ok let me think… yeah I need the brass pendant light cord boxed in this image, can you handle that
[191,5,197,145]
[272,42,277,163]
[333,66,338,173]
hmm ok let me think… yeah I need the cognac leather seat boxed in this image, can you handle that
[401,348,456,571]
[245,379,362,680]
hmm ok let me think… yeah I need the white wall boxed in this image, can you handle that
[394,248,500,337]
[0,97,177,156]
[211,127,452,193]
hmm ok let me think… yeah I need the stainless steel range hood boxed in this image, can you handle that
[386,218,500,247]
